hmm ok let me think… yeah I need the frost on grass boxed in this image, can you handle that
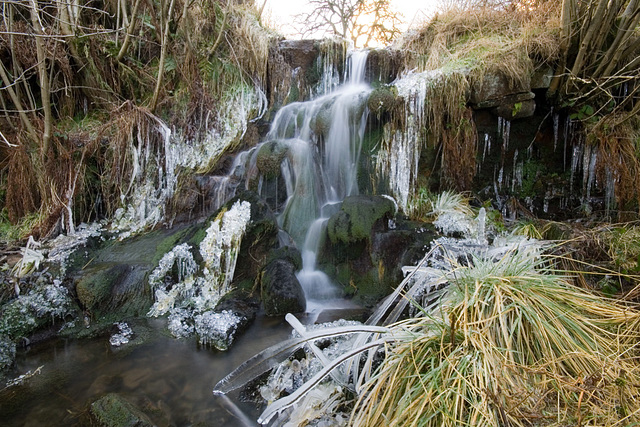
[148,201,251,350]
[257,319,363,426]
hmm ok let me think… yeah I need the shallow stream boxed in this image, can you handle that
[1,315,293,426]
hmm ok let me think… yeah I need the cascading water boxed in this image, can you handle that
[268,51,371,309]
[208,51,372,311]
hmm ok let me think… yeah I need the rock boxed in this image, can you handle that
[277,39,321,72]
[75,263,150,320]
[208,290,260,349]
[327,195,396,245]
[469,71,531,104]
[76,264,128,312]
[0,334,16,373]
[494,98,536,120]
[256,140,289,178]
[261,258,306,316]
[531,65,553,89]
[365,48,403,84]
[367,86,400,115]
[90,393,154,427]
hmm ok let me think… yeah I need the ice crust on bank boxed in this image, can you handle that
[147,201,251,350]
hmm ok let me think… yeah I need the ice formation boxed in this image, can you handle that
[109,322,133,347]
[0,280,73,339]
[147,201,251,350]
[112,84,265,239]
[376,70,443,211]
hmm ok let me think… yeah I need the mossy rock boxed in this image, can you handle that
[76,264,128,311]
[327,195,396,245]
[90,393,154,427]
[196,191,280,291]
[265,246,303,271]
[256,140,289,179]
[367,86,400,115]
[0,334,16,372]
[75,263,151,321]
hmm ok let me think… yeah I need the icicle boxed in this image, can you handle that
[511,149,519,192]
[605,166,616,214]
[553,111,559,152]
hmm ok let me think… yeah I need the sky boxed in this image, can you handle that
[265,0,441,40]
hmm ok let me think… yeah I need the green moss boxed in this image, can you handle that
[255,140,288,179]
[90,393,154,427]
[327,195,396,245]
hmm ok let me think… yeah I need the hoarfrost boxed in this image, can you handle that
[194,310,243,351]
[4,365,43,388]
[0,335,16,371]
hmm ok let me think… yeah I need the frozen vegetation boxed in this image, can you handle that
[148,200,251,350]
[112,85,265,240]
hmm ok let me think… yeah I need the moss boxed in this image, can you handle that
[76,264,127,310]
[255,140,288,179]
[90,393,154,427]
[367,86,400,115]
[327,195,396,245]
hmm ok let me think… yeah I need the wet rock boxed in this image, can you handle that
[256,140,289,178]
[261,258,306,316]
[224,192,280,291]
[0,282,74,340]
[277,39,321,73]
[209,291,260,349]
[327,195,396,245]
[90,393,154,427]
[76,264,129,313]
[75,263,150,321]
[365,48,403,84]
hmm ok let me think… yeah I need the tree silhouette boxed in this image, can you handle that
[296,0,402,47]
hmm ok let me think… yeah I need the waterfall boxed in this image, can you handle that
[209,50,372,310]
[277,50,371,308]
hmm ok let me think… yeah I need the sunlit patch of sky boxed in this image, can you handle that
[263,0,441,41]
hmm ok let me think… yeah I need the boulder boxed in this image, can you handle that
[327,195,396,245]
[256,140,289,178]
[261,258,306,316]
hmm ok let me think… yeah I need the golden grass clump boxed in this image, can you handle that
[352,247,640,426]
[395,3,561,87]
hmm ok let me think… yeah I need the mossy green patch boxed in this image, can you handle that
[90,393,154,427]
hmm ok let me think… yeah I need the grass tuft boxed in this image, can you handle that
[352,245,640,426]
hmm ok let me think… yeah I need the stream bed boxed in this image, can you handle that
[1,315,293,426]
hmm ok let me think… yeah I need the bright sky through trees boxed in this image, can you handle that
[266,0,440,40]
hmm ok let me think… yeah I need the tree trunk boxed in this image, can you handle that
[151,0,177,112]
[30,0,52,158]
[116,0,143,62]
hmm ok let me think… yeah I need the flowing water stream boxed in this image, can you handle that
[1,50,374,426]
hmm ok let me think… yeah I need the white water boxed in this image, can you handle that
[280,50,371,309]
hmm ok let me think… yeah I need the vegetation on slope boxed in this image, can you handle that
[384,0,639,214]
[0,0,275,240]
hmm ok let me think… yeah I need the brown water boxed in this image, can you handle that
[0,316,292,426]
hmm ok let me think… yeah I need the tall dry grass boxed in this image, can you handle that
[351,247,640,426]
